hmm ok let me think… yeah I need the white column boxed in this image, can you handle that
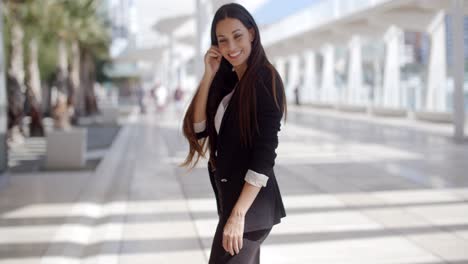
[383,26,403,108]
[201,0,213,59]
[347,36,364,105]
[302,50,318,103]
[286,55,300,103]
[426,11,448,112]
[162,50,170,88]
[168,33,174,91]
[195,0,204,81]
[451,0,465,141]
[320,44,336,104]
[180,59,194,92]
[372,56,383,106]
[275,57,286,85]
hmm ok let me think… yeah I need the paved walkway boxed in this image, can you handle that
[1,106,468,263]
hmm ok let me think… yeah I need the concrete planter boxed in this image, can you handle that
[46,128,87,169]
[335,104,367,113]
[119,105,137,117]
[77,116,97,126]
[306,102,334,109]
[414,111,452,123]
[370,107,408,117]
[98,106,119,124]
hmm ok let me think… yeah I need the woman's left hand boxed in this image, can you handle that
[222,213,245,255]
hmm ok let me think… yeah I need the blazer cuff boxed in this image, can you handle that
[194,120,206,133]
[245,170,269,187]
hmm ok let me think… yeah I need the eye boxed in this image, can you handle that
[234,34,242,39]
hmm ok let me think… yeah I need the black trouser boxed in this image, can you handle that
[208,219,272,264]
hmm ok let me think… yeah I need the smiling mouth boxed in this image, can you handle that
[228,50,242,59]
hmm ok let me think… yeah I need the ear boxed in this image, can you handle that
[248,28,255,42]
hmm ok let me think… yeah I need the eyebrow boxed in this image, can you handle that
[217,29,242,38]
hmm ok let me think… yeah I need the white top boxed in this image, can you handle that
[215,89,235,133]
[194,89,269,188]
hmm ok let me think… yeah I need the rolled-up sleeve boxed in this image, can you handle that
[248,83,283,178]
[194,120,206,133]
[245,169,269,187]
[194,120,208,139]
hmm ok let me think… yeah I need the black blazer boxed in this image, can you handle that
[196,68,286,232]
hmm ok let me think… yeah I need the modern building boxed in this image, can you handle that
[102,0,139,58]
[113,0,466,140]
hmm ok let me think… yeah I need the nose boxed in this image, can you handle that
[227,40,236,52]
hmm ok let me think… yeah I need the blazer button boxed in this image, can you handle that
[221,178,228,182]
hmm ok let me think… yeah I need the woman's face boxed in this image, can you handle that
[215,18,254,68]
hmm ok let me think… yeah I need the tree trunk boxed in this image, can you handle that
[26,37,44,137]
[69,40,80,124]
[52,38,71,130]
[6,18,26,144]
[80,48,98,116]
[9,19,25,90]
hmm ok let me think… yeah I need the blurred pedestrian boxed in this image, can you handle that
[294,85,300,105]
[136,86,146,114]
[155,84,167,112]
[181,3,287,263]
[174,86,184,115]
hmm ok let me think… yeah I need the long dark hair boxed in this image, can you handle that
[181,3,287,169]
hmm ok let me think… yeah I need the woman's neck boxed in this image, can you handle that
[234,63,247,80]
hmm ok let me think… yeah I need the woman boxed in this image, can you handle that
[181,3,286,263]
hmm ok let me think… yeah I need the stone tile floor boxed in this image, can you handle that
[0,105,467,263]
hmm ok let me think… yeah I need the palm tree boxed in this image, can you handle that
[3,0,110,133]
[3,0,27,144]
[3,0,57,137]
[76,4,110,117]
[22,0,48,136]
[69,0,110,118]
[48,0,109,128]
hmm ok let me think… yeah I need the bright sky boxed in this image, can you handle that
[253,0,321,26]
[130,0,322,50]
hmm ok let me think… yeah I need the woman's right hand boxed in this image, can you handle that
[204,46,222,78]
